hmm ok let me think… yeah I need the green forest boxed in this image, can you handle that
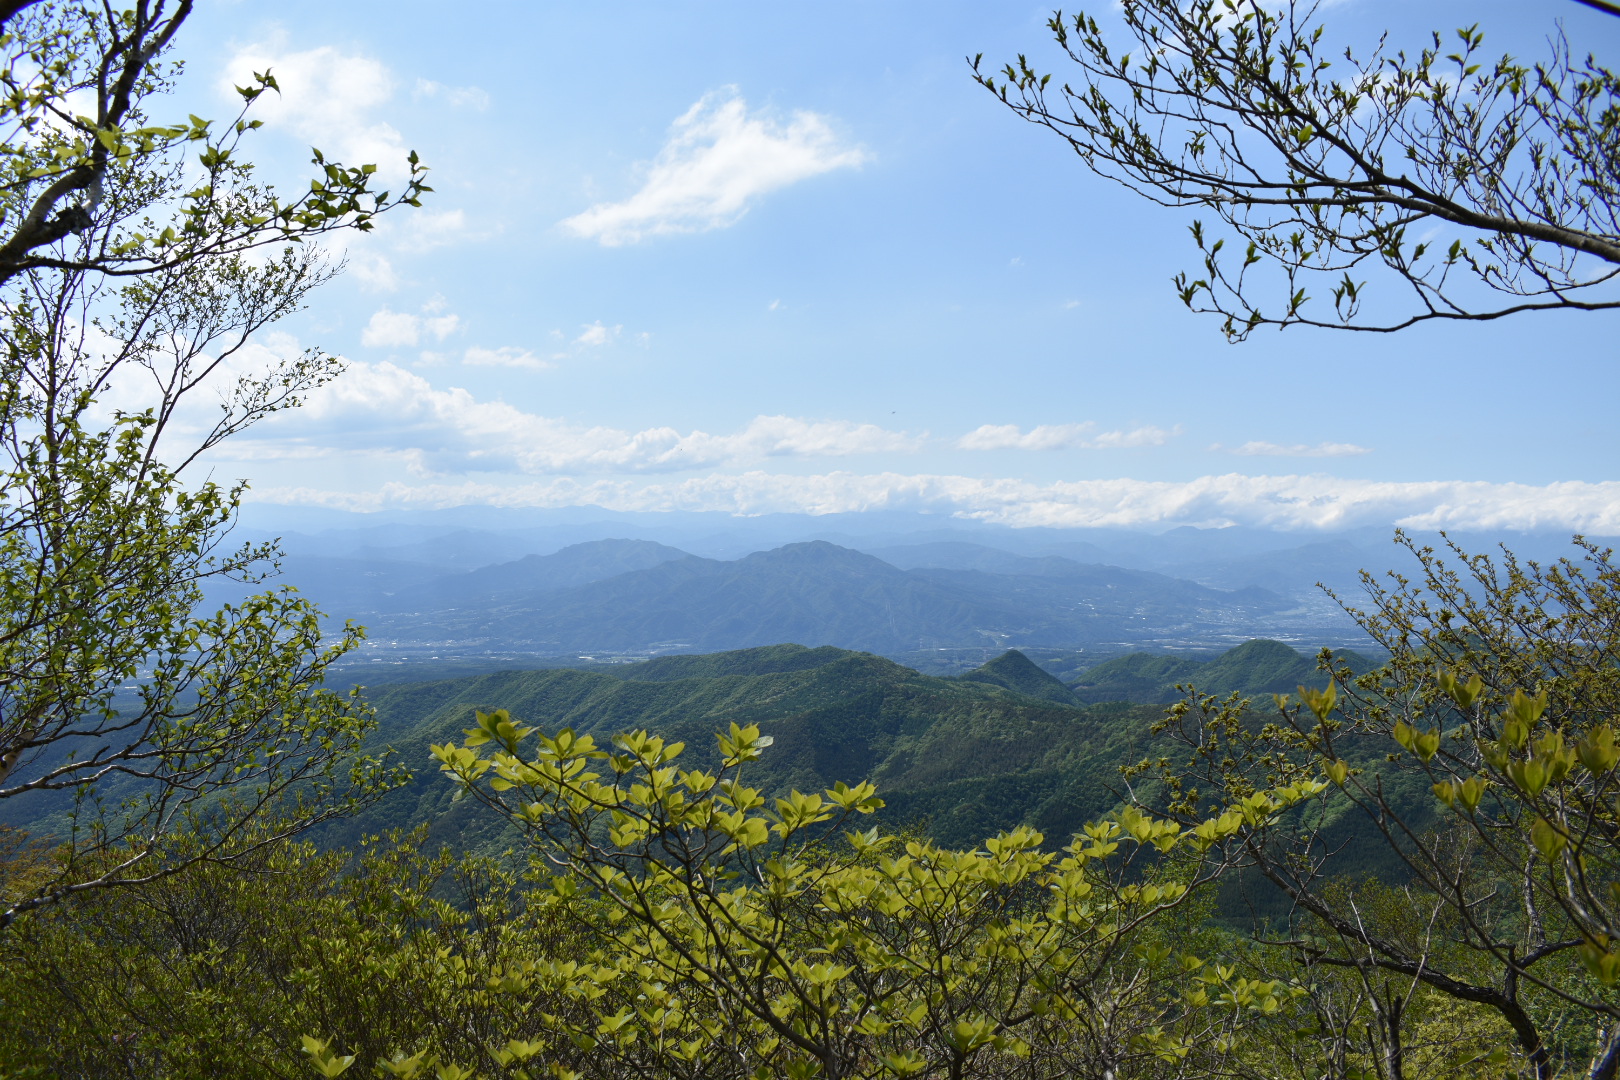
[2,1,1619,1079]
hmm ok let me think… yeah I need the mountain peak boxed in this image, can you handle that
[743,541,898,569]
[958,649,1081,707]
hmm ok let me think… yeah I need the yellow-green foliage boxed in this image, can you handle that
[0,828,574,1080]
[409,713,1322,1079]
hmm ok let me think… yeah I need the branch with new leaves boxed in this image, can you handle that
[976,0,1620,338]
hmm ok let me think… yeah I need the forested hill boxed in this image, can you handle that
[328,638,1391,856]
[332,644,1160,854]
[3,639,1377,852]
[1063,638,1379,704]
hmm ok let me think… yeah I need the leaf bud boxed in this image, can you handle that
[1437,669,1484,710]
[1298,682,1337,721]
[1581,936,1620,986]
[1578,726,1620,776]
[1531,816,1567,861]
[1508,759,1549,797]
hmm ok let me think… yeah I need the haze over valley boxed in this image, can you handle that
[221,505,1614,681]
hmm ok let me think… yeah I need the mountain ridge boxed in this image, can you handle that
[358,539,1296,657]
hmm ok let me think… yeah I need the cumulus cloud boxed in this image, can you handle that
[348,250,399,292]
[958,423,1175,451]
[1219,440,1372,457]
[220,40,414,180]
[83,328,306,436]
[560,88,868,245]
[249,469,1620,535]
[360,306,460,348]
[221,362,923,474]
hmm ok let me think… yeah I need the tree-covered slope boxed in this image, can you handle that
[8,639,1391,862]
[324,643,1165,854]
[1068,639,1379,704]
[956,649,1082,706]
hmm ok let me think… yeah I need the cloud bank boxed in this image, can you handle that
[223,361,922,473]
[249,471,1620,534]
[561,88,868,244]
[959,423,1174,451]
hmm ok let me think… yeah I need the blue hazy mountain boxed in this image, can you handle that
[374,538,692,614]
[866,541,1115,575]
[209,537,690,620]
[356,540,1291,657]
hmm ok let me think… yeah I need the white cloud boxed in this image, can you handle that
[360,309,420,348]
[395,208,472,252]
[221,40,413,180]
[413,77,491,110]
[249,470,1620,535]
[958,423,1175,451]
[575,321,620,347]
[464,346,550,371]
[423,314,461,339]
[222,362,922,474]
[726,416,922,459]
[83,327,307,436]
[560,87,868,245]
[361,306,460,348]
[1090,427,1178,449]
[1220,441,1372,457]
[347,250,399,292]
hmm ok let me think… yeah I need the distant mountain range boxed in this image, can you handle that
[340,538,1300,658]
[371,539,690,614]
[217,509,1608,670]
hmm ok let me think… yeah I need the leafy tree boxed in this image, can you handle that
[1136,535,1620,1079]
[0,0,423,287]
[0,827,575,1080]
[975,1,1620,338]
[0,0,422,928]
[420,715,1324,1079]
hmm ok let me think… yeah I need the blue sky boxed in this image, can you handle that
[165,0,1619,532]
